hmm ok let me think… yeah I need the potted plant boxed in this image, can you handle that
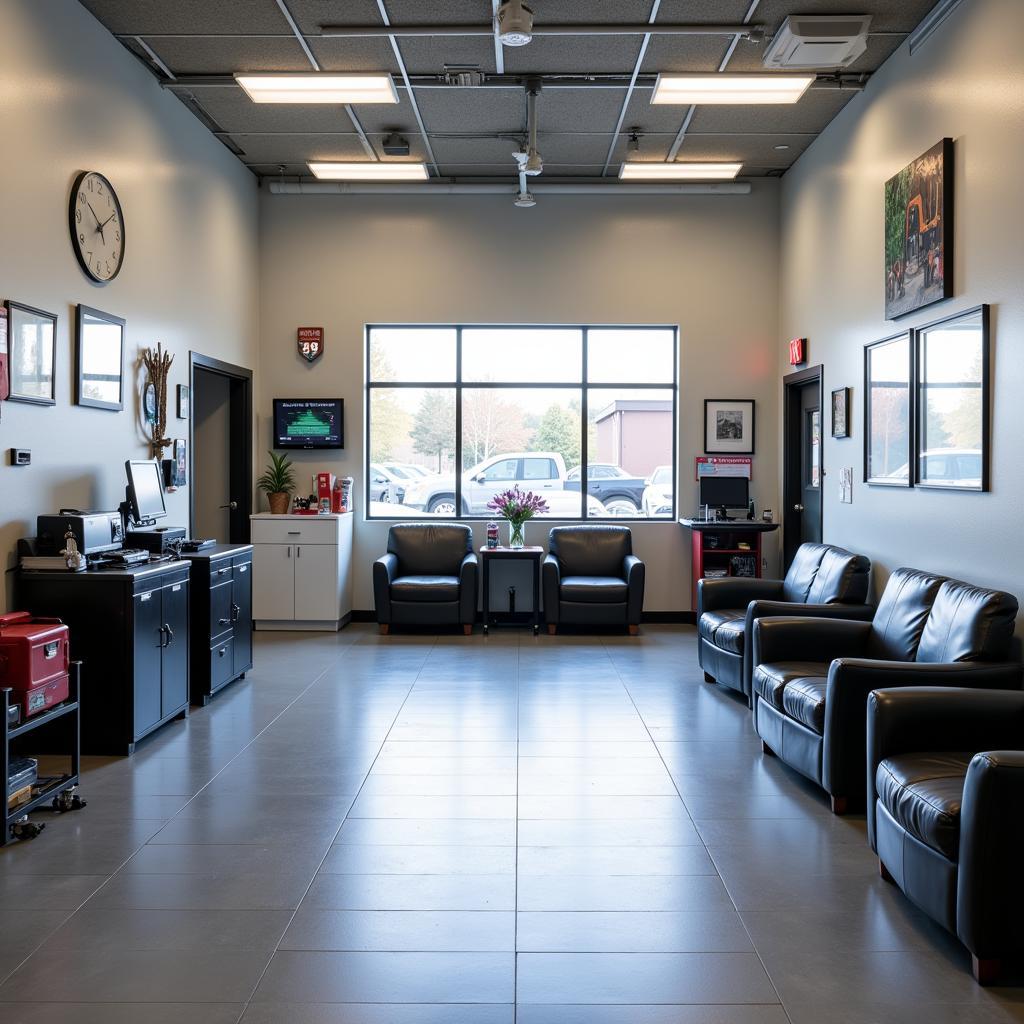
[257,451,295,514]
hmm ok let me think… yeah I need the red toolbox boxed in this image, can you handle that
[0,613,70,719]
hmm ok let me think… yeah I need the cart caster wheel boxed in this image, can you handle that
[533,625,539,635]
[53,790,86,813]
[11,820,44,841]
[483,626,489,636]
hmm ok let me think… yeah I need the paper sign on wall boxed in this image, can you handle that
[695,456,752,480]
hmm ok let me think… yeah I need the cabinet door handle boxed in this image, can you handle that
[163,624,174,647]
[286,546,291,558]
[287,531,301,535]
[158,625,167,648]
[297,546,301,558]
[231,603,241,623]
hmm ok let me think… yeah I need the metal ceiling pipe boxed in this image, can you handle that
[268,182,752,195]
[319,23,761,39]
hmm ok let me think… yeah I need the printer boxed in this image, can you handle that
[36,510,124,556]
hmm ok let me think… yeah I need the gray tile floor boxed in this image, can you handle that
[1,625,1022,1023]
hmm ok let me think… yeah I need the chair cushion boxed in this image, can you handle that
[549,525,632,578]
[388,523,471,577]
[915,579,1019,664]
[781,543,829,603]
[390,575,461,602]
[560,576,628,604]
[805,546,871,605]
[875,752,972,860]
[753,661,828,712]
[868,567,945,661]
[782,677,828,734]
[698,610,746,654]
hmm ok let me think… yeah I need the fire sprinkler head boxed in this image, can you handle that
[497,0,534,47]
[514,190,537,207]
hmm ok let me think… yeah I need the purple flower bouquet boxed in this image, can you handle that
[487,485,549,548]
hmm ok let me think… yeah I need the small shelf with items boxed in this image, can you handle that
[2,661,85,844]
[678,518,780,611]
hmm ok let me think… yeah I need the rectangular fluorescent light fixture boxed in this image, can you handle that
[619,162,742,181]
[308,162,429,181]
[235,73,398,104]
[651,73,814,105]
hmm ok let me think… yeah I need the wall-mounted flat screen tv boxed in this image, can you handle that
[273,398,344,449]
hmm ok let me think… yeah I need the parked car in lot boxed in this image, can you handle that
[565,464,645,516]
[400,451,607,517]
[368,463,408,504]
[641,465,674,517]
[889,448,983,488]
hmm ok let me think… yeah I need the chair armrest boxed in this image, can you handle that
[752,616,872,668]
[698,577,782,616]
[373,553,398,624]
[542,553,561,623]
[623,555,645,626]
[958,750,1024,958]
[459,552,478,625]
[827,660,1024,808]
[866,686,1024,850]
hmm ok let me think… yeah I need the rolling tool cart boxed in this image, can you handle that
[2,662,85,844]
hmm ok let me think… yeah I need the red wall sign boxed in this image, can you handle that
[297,327,324,364]
[789,337,807,366]
[0,306,8,401]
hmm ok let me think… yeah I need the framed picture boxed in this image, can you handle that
[173,438,188,486]
[704,399,755,454]
[143,381,157,424]
[915,304,989,491]
[4,301,57,405]
[831,387,851,438]
[884,138,953,320]
[864,332,913,486]
[177,384,190,419]
[75,305,124,411]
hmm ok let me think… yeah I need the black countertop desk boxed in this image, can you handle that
[19,559,191,754]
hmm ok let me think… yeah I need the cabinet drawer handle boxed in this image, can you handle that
[217,567,230,576]
[287,531,301,535]
[219,617,231,626]
[238,565,248,573]
[218,647,227,657]
[172,584,182,592]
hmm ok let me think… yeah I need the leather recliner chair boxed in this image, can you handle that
[868,686,1024,985]
[373,523,478,635]
[543,525,644,634]
[751,568,1021,813]
[698,542,872,707]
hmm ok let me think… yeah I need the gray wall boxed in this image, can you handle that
[780,0,1024,614]
[258,186,782,611]
[0,0,259,612]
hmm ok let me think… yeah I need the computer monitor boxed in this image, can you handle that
[699,474,749,510]
[125,460,167,525]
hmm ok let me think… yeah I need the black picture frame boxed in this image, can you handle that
[75,304,125,411]
[914,304,989,492]
[5,301,57,406]
[884,137,954,320]
[177,384,190,420]
[864,331,913,487]
[704,398,755,455]
[831,387,851,439]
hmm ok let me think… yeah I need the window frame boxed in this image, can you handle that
[365,324,679,521]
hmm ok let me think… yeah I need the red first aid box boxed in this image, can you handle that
[0,613,70,719]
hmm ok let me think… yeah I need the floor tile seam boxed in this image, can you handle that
[232,634,440,1023]
[600,634,793,1019]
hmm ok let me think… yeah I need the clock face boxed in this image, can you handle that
[69,171,125,283]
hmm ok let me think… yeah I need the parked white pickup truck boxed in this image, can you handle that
[400,451,607,517]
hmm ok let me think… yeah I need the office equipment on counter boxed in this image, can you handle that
[0,613,70,719]
[698,476,751,520]
[100,548,151,566]
[36,510,124,556]
[179,544,253,705]
[678,518,780,611]
[20,555,86,573]
[180,539,216,552]
[125,527,186,554]
[123,459,187,552]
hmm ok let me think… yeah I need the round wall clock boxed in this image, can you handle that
[69,171,125,283]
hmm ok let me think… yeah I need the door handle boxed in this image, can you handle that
[297,546,301,558]
[163,624,174,647]
[219,501,238,510]
[793,503,805,511]
[287,546,291,558]
[231,603,240,623]
[158,625,167,648]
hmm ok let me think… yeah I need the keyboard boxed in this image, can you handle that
[110,548,151,565]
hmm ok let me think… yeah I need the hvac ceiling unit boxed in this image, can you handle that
[763,15,871,69]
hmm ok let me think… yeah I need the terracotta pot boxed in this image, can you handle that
[267,492,290,514]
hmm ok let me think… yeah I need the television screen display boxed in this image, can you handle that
[274,399,343,449]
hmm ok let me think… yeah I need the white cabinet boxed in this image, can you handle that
[250,513,353,630]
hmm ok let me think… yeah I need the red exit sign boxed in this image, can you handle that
[789,337,807,365]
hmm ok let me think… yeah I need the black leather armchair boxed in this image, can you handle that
[751,568,1021,813]
[543,526,644,634]
[698,542,872,706]
[373,523,478,634]
[868,686,1024,984]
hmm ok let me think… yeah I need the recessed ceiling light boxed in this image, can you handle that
[619,162,742,181]
[308,162,429,181]
[235,73,398,104]
[651,74,815,105]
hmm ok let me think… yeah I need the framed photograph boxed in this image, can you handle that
[75,304,124,411]
[885,138,953,320]
[4,301,56,405]
[831,387,851,438]
[704,399,755,454]
[143,381,157,424]
[915,304,989,491]
[864,332,913,486]
[177,384,190,420]
[173,438,188,486]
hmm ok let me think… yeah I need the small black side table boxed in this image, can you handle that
[481,546,544,635]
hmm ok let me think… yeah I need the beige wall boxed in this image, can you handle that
[258,186,781,611]
[779,0,1024,617]
[0,1,259,612]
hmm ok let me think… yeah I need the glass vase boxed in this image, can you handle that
[508,521,525,549]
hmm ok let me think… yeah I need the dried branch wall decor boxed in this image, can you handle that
[141,342,174,457]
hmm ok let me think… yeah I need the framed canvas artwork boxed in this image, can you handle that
[704,399,755,455]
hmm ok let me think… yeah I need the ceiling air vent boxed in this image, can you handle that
[763,15,871,69]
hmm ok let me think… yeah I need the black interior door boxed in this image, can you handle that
[798,384,822,545]
[783,366,824,567]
